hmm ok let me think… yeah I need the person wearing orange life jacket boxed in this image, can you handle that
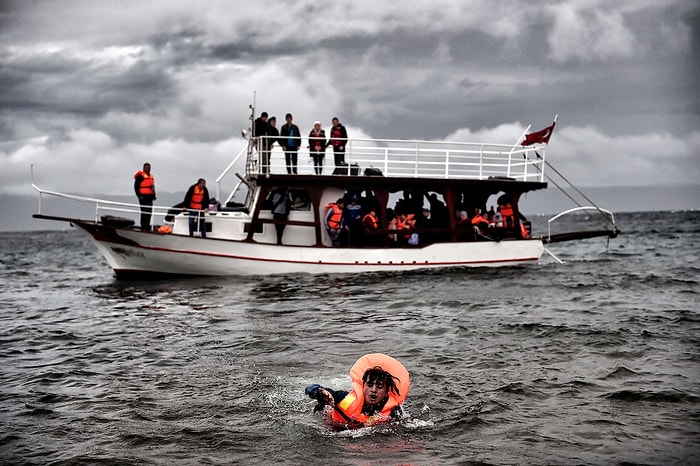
[396,211,415,234]
[361,207,379,246]
[133,163,156,231]
[305,353,410,428]
[520,221,531,239]
[329,117,348,169]
[324,198,345,246]
[183,178,210,237]
[362,208,378,231]
[499,202,514,227]
[471,208,489,232]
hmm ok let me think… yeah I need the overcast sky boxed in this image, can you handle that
[1,0,698,209]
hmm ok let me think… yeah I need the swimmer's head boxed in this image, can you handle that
[362,366,400,407]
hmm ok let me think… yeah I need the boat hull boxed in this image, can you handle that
[73,220,544,277]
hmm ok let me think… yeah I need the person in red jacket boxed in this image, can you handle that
[329,117,348,169]
[133,163,156,231]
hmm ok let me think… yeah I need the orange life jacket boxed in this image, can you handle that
[362,213,378,230]
[396,213,414,230]
[325,203,343,229]
[189,186,205,210]
[396,213,415,239]
[471,214,488,226]
[500,203,514,226]
[329,353,410,427]
[134,171,155,196]
[520,222,530,239]
[500,203,513,218]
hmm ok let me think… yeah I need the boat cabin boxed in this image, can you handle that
[185,136,548,248]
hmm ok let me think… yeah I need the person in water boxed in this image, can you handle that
[305,353,410,428]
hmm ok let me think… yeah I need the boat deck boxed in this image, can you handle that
[250,136,546,180]
[215,136,549,207]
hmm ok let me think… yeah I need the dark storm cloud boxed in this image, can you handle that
[0,0,698,203]
[0,42,178,146]
[2,57,173,116]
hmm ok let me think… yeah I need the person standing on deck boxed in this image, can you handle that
[329,117,348,169]
[308,121,327,175]
[265,116,279,173]
[343,194,363,246]
[133,162,156,231]
[270,188,292,245]
[324,198,345,246]
[184,178,210,237]
[280,113,301,174]
[254,112,270,174]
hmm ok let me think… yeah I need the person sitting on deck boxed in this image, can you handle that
[387,215,398,247]
[493,206,503,227]
[456,210,471,241]
[486,205,496,222]
[305,353,410,429]
[456,210,470,227]
[324,198,345,246]
[471,208,489,230]
[396,212,416,244]
[470,208,491,239]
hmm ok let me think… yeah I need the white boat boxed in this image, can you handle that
[32,109,618,277]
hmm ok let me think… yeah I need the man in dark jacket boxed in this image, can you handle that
[254,112,271,174]
[270,188,292,245]
[133,162,156,230]
[329,117,348,169]
[183,178,210,237]
[279,113,301,174]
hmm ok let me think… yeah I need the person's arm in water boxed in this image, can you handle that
[390,404,404,419]
[305,384,348,412]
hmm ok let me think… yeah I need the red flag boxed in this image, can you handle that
[521,122,556,146]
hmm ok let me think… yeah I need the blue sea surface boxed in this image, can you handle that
[0,211,698,465]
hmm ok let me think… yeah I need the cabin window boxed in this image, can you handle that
[290,189,311,211]
[244,223,263,234]
[263,187,311,211]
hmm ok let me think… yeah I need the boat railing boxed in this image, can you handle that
[32,183,179,225]
[215,145,249,206]
[246,136,546,181]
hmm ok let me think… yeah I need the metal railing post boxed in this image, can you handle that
[415,141,420,177]
[384,148,389,176]
[479,144,484,179]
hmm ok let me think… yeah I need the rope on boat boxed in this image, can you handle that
[530,151,617,232]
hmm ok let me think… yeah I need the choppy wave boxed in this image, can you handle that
[0,211,699,464]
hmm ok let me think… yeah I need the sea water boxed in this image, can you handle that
[0,211,698,465]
